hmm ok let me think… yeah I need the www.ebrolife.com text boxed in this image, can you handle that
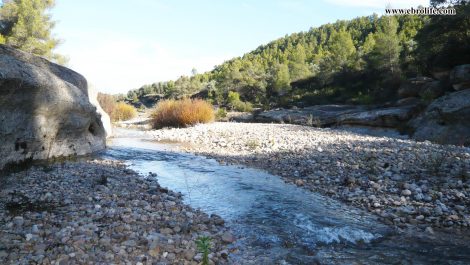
[385,6,456,15]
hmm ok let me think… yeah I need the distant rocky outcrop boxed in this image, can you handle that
[409,89,470,146]
[254,105,368,126]
[0,45,106,170]
[253,103,421,129]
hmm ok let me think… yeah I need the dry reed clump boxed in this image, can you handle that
[151,99,214,129]
[113,102,137,121]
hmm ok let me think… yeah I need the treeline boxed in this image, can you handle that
[127,2,470,108]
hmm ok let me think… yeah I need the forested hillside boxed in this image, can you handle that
[126,3,470,109]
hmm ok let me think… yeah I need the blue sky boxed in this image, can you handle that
[50,0,428,94]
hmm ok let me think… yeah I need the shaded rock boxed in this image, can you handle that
[229,112,255,123]
[419,81,448,100]
[398,77,434,98]
[450,64,470,91]
[337,104,420,128]
[255,105,367,126]
[431,67,451,81]
[409,89,470,146]
[0,45,106,170]
[395,97,421,107]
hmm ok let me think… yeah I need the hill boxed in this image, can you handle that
[125,3,469,109]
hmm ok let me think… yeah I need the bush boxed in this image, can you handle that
[227,91,240,105]
[216,108,227,120]
[151,99,214,129]
[97,93,116,117]
[113,102,137,121]
[232,100,253,112]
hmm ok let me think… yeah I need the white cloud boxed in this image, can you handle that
[58,33,231,94]
[324,0,430,9]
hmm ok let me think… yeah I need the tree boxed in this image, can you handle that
[367,16,401,74]
[0,0,66,64]
[287,44,310,81]
[271,63,291,96]
[415,2,470,70]
[324,29,356,72]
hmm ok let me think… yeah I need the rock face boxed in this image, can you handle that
[0,45,106,170]
[409,89,470,146]
[450,64,470,91]
[255,105,367,126]
[336,104,421,128]
[88,85,113,138]
[254,103,421,128]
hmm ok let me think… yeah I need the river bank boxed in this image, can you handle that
[145,122,470,230]
[0,159,233,264]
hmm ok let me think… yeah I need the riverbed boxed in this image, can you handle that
[102,130,470,264]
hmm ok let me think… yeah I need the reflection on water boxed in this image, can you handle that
[101,133,470,264]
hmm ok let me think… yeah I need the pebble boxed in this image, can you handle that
[13,216,24,227]
[402,189,412,196]
[221,231,236,243]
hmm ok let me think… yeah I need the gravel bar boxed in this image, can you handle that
[0,159,233,264]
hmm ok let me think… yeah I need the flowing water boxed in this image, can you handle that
[100,129,470,264]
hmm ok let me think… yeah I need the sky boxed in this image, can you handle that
[51,0,429,94]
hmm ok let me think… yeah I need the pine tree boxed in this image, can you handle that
[272,63,291,96]
[368,16,401,74]
[0,0,66,64]
[325,29,356,72]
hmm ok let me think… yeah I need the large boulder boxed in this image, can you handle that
[0,45,106,170]
[409,89,470,146]
[450,64,470,91]
[88,86,113,138]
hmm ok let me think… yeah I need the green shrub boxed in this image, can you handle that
[151,99,214,129]
[195,236,212,265]
[216,108,227,120]
[232,100,253,112]
[353,93,374,105]
[227,91,240,105]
